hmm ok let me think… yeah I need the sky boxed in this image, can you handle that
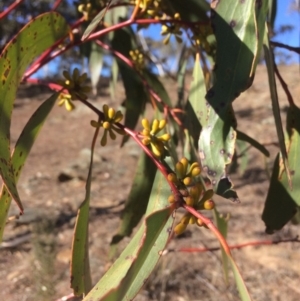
[33,1,300,78]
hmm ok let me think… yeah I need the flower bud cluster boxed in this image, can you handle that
[160,13,183,45]
[58,93,75,111]
[129,49,145,72]
[167,158,215,235]
[140,118,171,158]
[91,104,125,146]
[58,68,91,101]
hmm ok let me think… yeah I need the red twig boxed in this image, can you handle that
[173,236,300,253]
[52,0,63,11]
[95,39,183,126]
[271,41,300,54]
[183,205,231,255]
[0,0,24,19]
[273,63,295,107]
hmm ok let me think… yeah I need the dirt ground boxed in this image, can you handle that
[0,65,300,301]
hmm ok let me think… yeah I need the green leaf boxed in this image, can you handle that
[0,93,59,243]
[0,12,70,213]
[82,0,119,40]
[186,53,207,145]
[262,104,300,233]
[263,30,291,187]
[262,154,297,234]
[89,42,103,95]
[83,170,174,301]
[70,128,98,295]
[229,257,252,301]
[110,152,157,254]
[109,57,119,100]
[236,130,270,157]
[213,209,229,284]
[198,0,267,191]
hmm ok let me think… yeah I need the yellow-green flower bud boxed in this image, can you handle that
[183,176,192,186]
[103,121,111,130]
[191,166,201,177]
[158,119,166,130]
[185,196,194,206]
[180,213,191,225]
[108,108,115,119]
[142,118,150,130]
[142,137,151,145]
[203,199,215,210]
[114,111,123,123]
[151,119,159,135]
[174,222,187,235]
[189,216,196,224]
[196,218,204,227]
[168,194,175,203]
[158,133,171,142]
[180,157,189,173]
[175,162,185,179]
[167,173,178,183]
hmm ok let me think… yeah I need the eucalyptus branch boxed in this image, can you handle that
[171,236,300,253]
[0,0,24,19]
[271,41,300,54]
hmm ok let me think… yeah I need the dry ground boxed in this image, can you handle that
[0,65,300,301]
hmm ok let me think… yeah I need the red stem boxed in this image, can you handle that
[0,0,24,19]
[183,204,231,255]
[175,236,300,253]
[52,0,63,11]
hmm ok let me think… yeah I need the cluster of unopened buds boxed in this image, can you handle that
[91,104,125,146]
[167,158,215,235]
[77,1,103,21]
[135,0,164,19]
[160,13,183,44]
[58,68,91,101]
[191,24,213,52]
[129,49,145,72]
[140,118,171,158]
[58,93,75,111]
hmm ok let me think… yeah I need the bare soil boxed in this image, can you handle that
[0,65,300,301]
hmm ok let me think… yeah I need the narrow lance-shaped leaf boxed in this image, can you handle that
[70,125,99,296]
[213,208,229,284]
[82,0,119,40]
[0,12,70,212]
[186,53,207,144]
[0,92,59,243]
[83,169,174,301]
[89,42,103,95]
[263,28,291,188]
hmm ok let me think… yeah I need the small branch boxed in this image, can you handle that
[0,0,24,19]
[183,204,231,255]
[130,0,141,21]
[52,0,63,11]
[170,236,300,253]
[95,39,183,126]
[271,41,300,54]
[273,62,295,107]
